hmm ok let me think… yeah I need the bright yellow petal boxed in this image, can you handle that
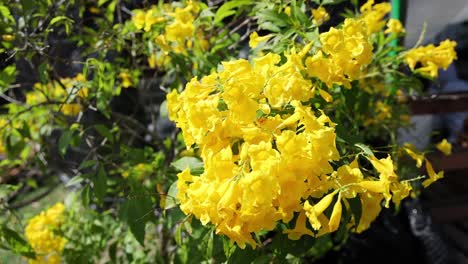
[358,181,386,193]
[422,159,444,187]
[436,139,452,156]
[249,32,273,48]
[319,88,333,103]
[328,193,342,232]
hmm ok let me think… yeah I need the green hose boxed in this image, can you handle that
[388,0,402,96]
[390,0,401,50]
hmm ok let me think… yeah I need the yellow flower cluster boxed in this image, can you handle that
[26,74,87,116]
[167,47,419,248]
[132,6,166,32]
[132,1,208,68]
[168,49,340,248]
[385,19,405,35]
[164,2,200,53]
[25,203,67,264]
[405,40,457,78]
[291,154,414,236]
[360,0,391,34]
[306,18,373,88]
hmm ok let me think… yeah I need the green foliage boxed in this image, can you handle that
[0,225,36,259]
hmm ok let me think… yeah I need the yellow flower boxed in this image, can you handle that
[283,211,314,240]
[306,18,373,88]
[369,155,398,207]
[422,159,444,187]
[144,7,165,32]
[328,193,342,232]
[61,104,82,116]
[318,88,333,102]
[118,72,133,88]
[26,92,46,105]
[312,6,330,26]
[248,32,273,48]
[415,61,439,78]
[72,73,89,98]
[25,203,67,264]
[148,53,157,69]
[132,10,146,30]
[162,2,200,54]
[356,192,383,233]
[358,181,386,193]
[391,182,412,207]
[304,191,337,230]
[376,101,391,121]
[360,0,391,34]
[436,138,452,156]
[77,87,89,99]
[369,155,397,182]
[385,18,405,35]
[405,40,457,78]
[403,143,425,168]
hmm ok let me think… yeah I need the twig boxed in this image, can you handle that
[7,185,57,210]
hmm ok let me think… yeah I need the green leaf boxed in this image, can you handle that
[258,22,281,33]
[0,5,15,23]
[65,174,85,187]
[0,225,36,259]
[108,241,118,263]
[322,0,347,4]
[206,229,214,259]
[355,143,374,156]
[159,100,168,118]
[93,166,107,203]
[95,124,113,143]
[0,184,20,200]
[119,195,154,246]
[252,255,270,264]
[58,130,73,157]
[18,123,31,139]
[6,135,25,159]
[171,157,203,172]
[217,98,228,111]
[214,0,252,25]
[222,236,236,258]
[81,184,91,207]
[290,0,308,25]
[257,9,289,28]
[164,181,179,210]
[47,15,74,35]
[0,65,16,92]
[104,0,117,22]
[38,63,49,84]
[78,159,97,170]
[175,223,183,245]
[227,246,259,264]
